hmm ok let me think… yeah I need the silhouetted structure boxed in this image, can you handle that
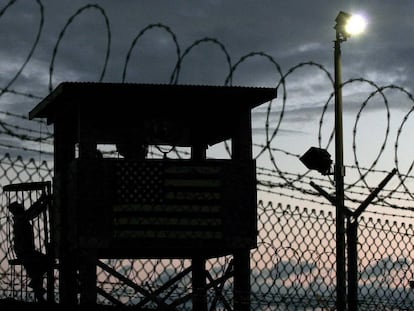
[3,181,53,302]
[29,82,277,310]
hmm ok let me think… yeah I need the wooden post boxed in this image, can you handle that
[54,120,78,305]
[232,108,252,161]
[232,108,253,311]
[192,256,207,311]
[79,251,97,305]
[234,249,251,311]
[191,144,206,160]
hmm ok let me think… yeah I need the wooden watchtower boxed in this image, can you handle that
[29,82,277,310]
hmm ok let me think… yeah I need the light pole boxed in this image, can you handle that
[300,12,367,310]
[333,11,366,311]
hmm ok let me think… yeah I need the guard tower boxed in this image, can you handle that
[29,82,277,310]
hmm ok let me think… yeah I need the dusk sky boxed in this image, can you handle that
[1,3,414,307]
[1,0,414,212]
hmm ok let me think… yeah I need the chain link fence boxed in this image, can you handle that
[0,153,414,310]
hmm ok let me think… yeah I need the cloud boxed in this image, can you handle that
[361,257,411,280]
[1,0,414,165]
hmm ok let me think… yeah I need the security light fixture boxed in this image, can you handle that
[300,147,333,176]
[335,11,367,41]
[333,11,367,311]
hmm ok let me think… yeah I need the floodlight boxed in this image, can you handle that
[345,14,366,36]
[335,11,366,40]
[300,147,333,175]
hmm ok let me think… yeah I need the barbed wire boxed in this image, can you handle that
[0,0,44,97]
[122,23,180,84]
[1,1,414,220]
[48,3,111,92]
[1,3,414,309]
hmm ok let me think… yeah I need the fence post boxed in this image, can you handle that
[347,219,358,311]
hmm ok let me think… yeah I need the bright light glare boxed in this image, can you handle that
[345,14,367,35]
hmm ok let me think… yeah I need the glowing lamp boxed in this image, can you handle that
[335,11,367,41]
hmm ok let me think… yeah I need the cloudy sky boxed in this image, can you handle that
[3,1,412,102]
[1,0,414,210]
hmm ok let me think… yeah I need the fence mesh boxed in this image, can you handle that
[0,154,413,310]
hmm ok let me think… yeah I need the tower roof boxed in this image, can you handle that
[30,82,277,146]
